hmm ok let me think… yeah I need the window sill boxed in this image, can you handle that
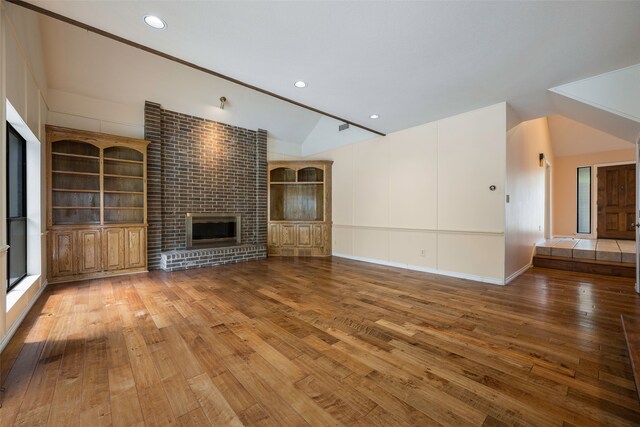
[6,274,41,313]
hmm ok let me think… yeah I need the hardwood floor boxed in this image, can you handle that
[1,257,640,426]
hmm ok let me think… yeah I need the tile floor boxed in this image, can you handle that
[536,238,636,264]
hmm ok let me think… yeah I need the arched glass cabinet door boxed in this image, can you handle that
[103,146,145,224]
[51,140,101,224]
[270,167,296,182]
[297,167,323,182]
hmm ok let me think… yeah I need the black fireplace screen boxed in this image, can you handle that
[185,213,241,249]
[192,221,236,240]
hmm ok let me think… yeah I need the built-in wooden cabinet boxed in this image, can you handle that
[47,126,149,283]
[268,161,332,256]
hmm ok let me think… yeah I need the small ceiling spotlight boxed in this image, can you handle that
[143,15,166,29]
[370,114,379,119]
[219,96,227,110]
[294,81,307,88]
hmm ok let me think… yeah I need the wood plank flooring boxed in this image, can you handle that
[1,257,640,426]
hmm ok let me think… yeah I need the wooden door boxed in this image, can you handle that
[125,227,146,269]
[51,230,75,277]
[77,229,102,274]
[598,164,636,239]
[102,228,125,271]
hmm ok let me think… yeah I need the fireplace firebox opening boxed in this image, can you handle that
[185,213,241,249]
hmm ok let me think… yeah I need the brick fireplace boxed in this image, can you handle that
[144,101,267,271]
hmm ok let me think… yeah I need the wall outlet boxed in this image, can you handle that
[420,249,426,257]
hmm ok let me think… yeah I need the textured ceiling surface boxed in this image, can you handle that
[26,1,640,136]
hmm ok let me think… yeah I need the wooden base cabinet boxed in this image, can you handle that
[268,223,329,256]
[47,126,149,283]
[49,226,147,283]
[268,161,332,257]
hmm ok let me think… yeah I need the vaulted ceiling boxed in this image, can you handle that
[15,1,640,150]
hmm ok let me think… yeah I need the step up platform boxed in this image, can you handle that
[535,238,636,263]
[534,238,636,278]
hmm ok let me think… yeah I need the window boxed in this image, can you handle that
[7,123,27,291]
[577,166,591,234]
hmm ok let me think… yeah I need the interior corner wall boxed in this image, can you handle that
[505,117,554,282]
[267,137,302,161]
[305,102,507,284]
[1,3,49,350]
[552,147,635,238]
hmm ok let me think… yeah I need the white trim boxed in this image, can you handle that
[505,263,532,284]
[333,253,504,286]
[332,224,504,236]
[0,279,47,353]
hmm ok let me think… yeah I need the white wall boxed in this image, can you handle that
[301,115,377,156]
[267,137,301,161]
[505,116,554,282]
[307,102,507,284]
[1,3,48,351]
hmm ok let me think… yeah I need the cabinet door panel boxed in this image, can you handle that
[269,224,279,246]
[103,228,125,271]
[78,229,102,274]
[125,227,146,269]
[51,230,75,277]
[312,225,324,247]
[281,225,296,246]
[297,225,312,247]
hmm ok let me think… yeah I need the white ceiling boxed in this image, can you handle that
[547,115,633,157]
[38,13,326,146]
[24,0,640,140]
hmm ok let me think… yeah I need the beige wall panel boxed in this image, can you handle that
[437,103,506,233]
[327,144,354,226]
[39,93,47,142]
[5,29,26,117]
[99,121,144,139]
[388,229,437,269]
[5,3,48,93]
[332,226,354,256]
[437,232,505,281]
[46,111,102,133]
[25,74,40,135]
[388,122,438,229]
[353,138,389,227]
[47,89,142,128]
[505,117,554,279]
[353,228,388,261]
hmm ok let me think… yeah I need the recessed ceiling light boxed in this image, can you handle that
[294,81,307,88]
[370,114,379,119]
[144,15,166,29]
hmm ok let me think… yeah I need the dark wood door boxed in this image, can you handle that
[597,164,636,239]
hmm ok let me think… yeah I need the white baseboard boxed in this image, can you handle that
[1,279,48,353]
[333,253,504,285]
[505,263,532,284]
